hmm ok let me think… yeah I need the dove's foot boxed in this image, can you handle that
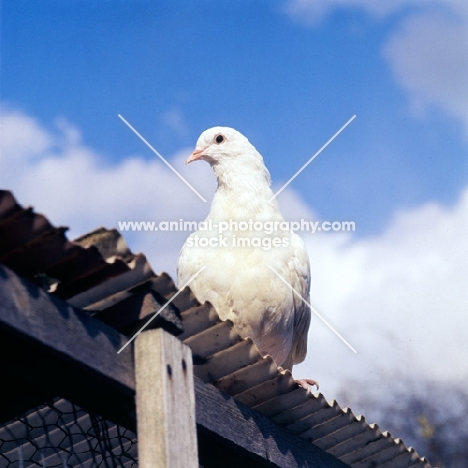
[277,367,319,392]
[296,378,319,392]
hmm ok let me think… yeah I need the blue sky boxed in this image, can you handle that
[2,0,467,235]
[1,0,468,406]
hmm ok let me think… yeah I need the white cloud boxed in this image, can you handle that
[2,107,467,401]
[283,0,427,26]
[284,0,468,25]
[0,108,55,163]
[160,105,190,137]
[296,187,468,397]
[0,106,215,277]
[383,11,468,137]
[274,184,316,221]
[284,0,468,138]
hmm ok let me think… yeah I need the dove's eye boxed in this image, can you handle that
[215,134,225,144]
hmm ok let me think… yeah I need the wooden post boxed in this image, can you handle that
[135,328,198,468]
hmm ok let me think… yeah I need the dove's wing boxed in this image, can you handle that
[282,231,311,370]
[177,228,242,318]
[177,233,204,287]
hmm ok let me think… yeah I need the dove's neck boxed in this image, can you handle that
[208,164,282,221]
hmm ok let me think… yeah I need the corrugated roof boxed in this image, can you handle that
[0,189,432,468]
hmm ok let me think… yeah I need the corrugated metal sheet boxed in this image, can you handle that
[175,306,431,468]
[0,190,183,336]
[0,189,432,468]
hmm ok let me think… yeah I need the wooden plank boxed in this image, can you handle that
[0,264,135,429]
[135,329,198,468]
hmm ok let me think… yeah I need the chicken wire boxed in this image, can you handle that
[0,398,138,467]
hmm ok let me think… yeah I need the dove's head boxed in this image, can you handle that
[186,127,271,189]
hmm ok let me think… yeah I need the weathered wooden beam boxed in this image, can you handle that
[194,377,350,468]
[0,264,136,429]
[0,264,349,467]
[135,329,198,468]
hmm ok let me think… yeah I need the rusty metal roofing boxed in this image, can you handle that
[0,189,432,468]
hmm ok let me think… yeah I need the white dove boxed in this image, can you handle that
[177,127,316,388]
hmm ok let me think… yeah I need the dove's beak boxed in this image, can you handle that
[186,148,205,165]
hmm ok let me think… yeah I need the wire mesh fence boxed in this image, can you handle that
[0,397,138,467]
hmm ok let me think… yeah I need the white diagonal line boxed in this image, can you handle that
[118,114,207,202]
[117,266,206,353]
[269,115,356,202]
[269,266,357,353]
